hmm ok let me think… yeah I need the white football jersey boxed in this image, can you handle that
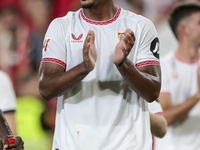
[0,71,16,112]
[158,52,200,150]
[42,7,160,150]
[148,100,163,115]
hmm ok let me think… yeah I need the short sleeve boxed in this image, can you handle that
[0,71,16,112]
[148,100,163,115]
[41,17,69,68]
[135,18,160,68]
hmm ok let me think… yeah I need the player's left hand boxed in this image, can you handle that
[3,135,24,150]
[113,28,135,65]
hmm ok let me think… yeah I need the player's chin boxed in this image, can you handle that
[81,1,94,9]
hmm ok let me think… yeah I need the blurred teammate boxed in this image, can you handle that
[0,70,17,135]
[0,109,24,150]
[0,70,22,150]
[158,2,200,150]
[39,0,161,149]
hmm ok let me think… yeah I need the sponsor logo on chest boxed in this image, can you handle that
[71,33,83,43]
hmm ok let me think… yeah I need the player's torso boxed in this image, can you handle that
[162,52,200,149]
[65,8,140,82]
[52,9,152,150]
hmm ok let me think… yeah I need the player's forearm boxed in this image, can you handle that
[164,93,200,125]
[149,112,167,138]
[39,62,90,101]
[116,59,161,102]
[0,110,12,138]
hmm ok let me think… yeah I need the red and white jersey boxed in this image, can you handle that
[42,7,159,150]
[159,52,200,150]
[0,71,16,112]
[148,100,163,115]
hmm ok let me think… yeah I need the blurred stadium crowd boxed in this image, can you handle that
[0,0,199,150]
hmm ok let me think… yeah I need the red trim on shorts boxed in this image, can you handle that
[152,112,163,150]
[160,92,170,96]
[174,53,200,65]
[80,7,121,25]
[41,58,66,68]
[155,112,163,116]
[136,61,160,68]
[152,135,155,150]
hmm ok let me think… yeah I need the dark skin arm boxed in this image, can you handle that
[39,30,97,101]
[0,110,12,138]
[0,110,24,150]
[113,29,161,102]
[116,60,161,102]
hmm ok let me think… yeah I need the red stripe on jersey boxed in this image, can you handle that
[160,92,170,96]
[136,61,160,68]
[80,7,121,25]
[42,58,66,68]
[155,112,163,116]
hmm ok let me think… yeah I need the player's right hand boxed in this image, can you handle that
[83,30,97,72]
[3,135,24,150]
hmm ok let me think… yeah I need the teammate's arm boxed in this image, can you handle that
[149,112,167,138]
[159,66,200,125]
[159,94,200,126]
[0,110,24,150]
[0,110,12,138]
[3,112,17,136]
[113,29,161,102]
[39,30,97,101]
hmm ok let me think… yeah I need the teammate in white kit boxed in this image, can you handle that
[0,71,17,134]
[0,70,24,149]
[158,2,200,150]
[39,0,161,149]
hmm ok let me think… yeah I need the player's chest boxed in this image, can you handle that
[169,63,198,94]
[68,20,136,49]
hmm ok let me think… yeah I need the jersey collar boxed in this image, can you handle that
[80,7,121,25]
[174,52,200,65]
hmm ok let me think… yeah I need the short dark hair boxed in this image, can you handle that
[168,2,200,39]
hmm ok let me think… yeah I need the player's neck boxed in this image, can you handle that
[82,2,118,22]
[176,42,199,62]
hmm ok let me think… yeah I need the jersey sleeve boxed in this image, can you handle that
[148,100,163,115]
[135,18,160,68]
[0,72,16,112]
[41,17,69,68]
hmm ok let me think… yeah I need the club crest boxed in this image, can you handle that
[118,32,124,41]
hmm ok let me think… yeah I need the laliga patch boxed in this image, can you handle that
[150,37,159,59]
[43,38,51,52]
[118,32,124,41]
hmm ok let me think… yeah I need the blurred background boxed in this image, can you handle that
[0,0,198,149]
